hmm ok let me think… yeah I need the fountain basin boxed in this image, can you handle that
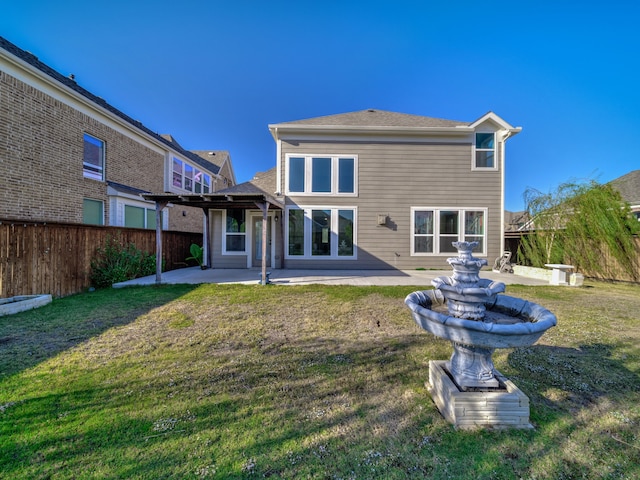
[405,289,557,349]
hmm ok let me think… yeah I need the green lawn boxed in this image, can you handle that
[1,281,639,479]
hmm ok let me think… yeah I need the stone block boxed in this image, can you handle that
[426,360,533,429]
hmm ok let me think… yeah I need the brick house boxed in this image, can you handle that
[0,36,234,233]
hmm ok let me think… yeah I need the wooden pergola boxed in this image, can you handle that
[142,192,282,285]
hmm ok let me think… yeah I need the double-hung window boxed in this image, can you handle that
[474,133,496,169]
[286,207,356,259]
[224,209,246,253]
[83,133,104,180]
[411,208,486,255]
[286,155,357,195]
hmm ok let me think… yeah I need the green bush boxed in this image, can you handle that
[90,236,158,288]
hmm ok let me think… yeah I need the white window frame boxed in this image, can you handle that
[285,154,358,196]
[108,195,168,230]
[171,156,212,194]
[83,133,105,181]
[124,204,157,230]
[285,206,358,260]
[411,207,488,256]
[222,209,247,255]
[82,198,104,225]
[472,132,497,170]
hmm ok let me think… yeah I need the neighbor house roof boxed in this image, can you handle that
[0,35,220,177]
[610,169,640,207]
[217,168,277,196]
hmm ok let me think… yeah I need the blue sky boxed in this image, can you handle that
[2,1,638,211]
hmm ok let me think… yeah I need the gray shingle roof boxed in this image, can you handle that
[190,150,230,170]
[273,109,468,128]
[218,167,277,197]
[610,169,640,206]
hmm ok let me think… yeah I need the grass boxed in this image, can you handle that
[0,281,639,479]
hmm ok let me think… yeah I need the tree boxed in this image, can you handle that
[518,180,639,281]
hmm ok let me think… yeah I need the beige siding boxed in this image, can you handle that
[281,140,502,269]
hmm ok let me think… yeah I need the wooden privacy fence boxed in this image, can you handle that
[0,220,202,298]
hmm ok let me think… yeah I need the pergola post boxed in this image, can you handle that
[202,207,211,268]
[255,201,270,285]
[155,201,168,284]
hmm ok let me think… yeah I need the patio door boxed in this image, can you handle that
[251,216,272,268]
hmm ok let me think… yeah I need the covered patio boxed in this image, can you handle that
[143,191,282,285]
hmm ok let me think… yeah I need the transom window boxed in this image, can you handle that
[83,133,105,180]
[286,207,356,259]
[286,155,357,195]
[474,133,495,169]
[172,157,211,193]
[412,208,486,255]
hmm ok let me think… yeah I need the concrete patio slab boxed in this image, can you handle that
[113,267,550,288]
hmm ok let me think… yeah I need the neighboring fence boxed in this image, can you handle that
[0,220,202,298]
[505,233,640,283]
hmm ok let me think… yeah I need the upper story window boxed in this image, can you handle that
[474,133,496,169]
[172,157,211,193]
[411,207,486,255]
[286,155,357,195]
[83,133,105,180]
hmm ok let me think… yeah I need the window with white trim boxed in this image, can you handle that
[286,155,357,195]
[474,133,496,169]
[172,157,211,193]
[82,198,104,225]
[411,208,486,255]
[124,205,156,230]
[286,207,356,259]
[83,133,104,180]
[224,209,246,253]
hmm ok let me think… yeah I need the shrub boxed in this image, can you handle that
[90,236,158,288]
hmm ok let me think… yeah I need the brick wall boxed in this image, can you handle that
[0,70,205,233]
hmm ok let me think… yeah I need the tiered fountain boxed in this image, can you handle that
[405,241,557,428]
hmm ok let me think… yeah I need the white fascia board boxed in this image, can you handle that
[269,124,474,142]
[0,49,184,158]
[470,112,522,137]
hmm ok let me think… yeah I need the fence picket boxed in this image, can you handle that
[0,220,202,297]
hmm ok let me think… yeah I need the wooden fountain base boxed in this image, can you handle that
[427,360,533,429]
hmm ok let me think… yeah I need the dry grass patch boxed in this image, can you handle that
[0,282,638,479]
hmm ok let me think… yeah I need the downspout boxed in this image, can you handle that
[500,130,514,258]
[275,128,282,195]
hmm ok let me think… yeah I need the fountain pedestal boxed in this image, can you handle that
[428,361,532,429]
[405,241,557,429]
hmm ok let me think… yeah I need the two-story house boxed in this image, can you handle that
[0,36,234,233]
[146,109,520,272]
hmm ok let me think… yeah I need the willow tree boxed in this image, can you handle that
[518,180,639,281]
